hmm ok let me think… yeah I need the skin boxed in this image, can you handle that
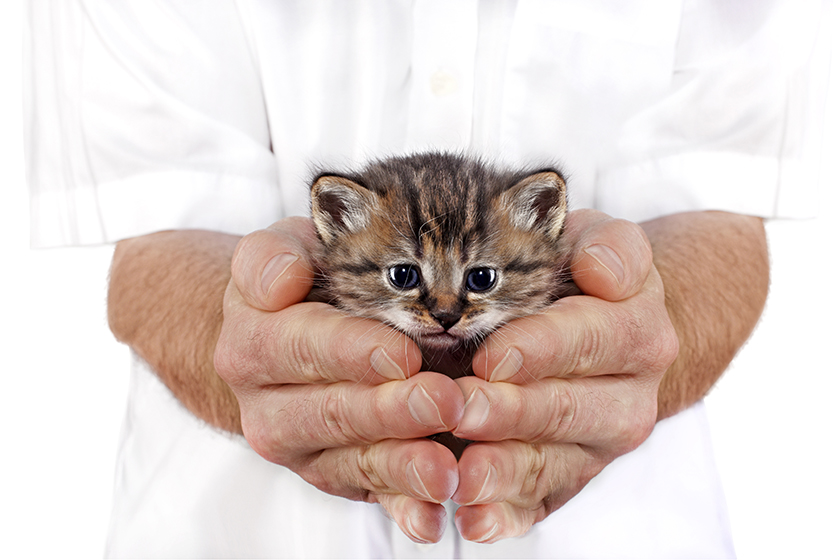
[108,209,768,544]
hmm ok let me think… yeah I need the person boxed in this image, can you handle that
[26,1,826,557]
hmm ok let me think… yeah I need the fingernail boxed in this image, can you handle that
[370,348,407,380]
[459,389,490,432]
[474,463,498,504]
[584,244,624,286]
[406,458,434,501]
[489,348,523,382]
[408,385,446,428]
[474,521,502,544]
[403,511,432,544]
[261,253,300,296]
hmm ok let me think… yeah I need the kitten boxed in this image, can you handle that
[310,152,577,455]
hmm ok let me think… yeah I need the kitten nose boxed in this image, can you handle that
[432,312,461,331]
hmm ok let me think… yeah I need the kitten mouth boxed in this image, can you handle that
[417,332,464,350]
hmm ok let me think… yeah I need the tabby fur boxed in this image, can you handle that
[310,152,577,379]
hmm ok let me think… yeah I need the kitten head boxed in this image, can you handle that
[310,153,573,352]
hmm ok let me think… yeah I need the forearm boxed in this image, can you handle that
[107,230,243,433]
[642,211,769,419]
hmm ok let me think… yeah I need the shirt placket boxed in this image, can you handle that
[405,0,479,152]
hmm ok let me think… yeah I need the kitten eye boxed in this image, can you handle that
[466,267,497,292]
[388,264,421,290]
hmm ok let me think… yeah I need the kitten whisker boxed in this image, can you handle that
[310,151,571,385]
[386,213,412,244]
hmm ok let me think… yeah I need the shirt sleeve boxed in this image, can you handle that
[26,0,282,248]
[593,0,830,223]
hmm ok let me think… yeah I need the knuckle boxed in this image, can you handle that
[319,390,361,445]
[240,411,285,465]
[642,318,679,374]
[213,331,250,386]
[243,424,271,460]
[554,386,579,437]
[534,382,576,442]
[521,444,548,498]
[508,390,530,436]
[281,311,326,382]
[566,317,603,376]
[302,459,371,503]
[214,318,270,388]
[355,445,387,492]
[612,395,658,453]
[657,324,681,371]
[212,334,235,380]
[622,307,679,376]
[287,326,314,372]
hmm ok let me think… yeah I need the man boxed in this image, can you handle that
[27,1,824,556]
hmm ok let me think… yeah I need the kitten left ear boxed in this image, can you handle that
[501,171,568,240]
[311,175,376,244]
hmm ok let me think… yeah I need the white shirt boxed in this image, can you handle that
[26,0,826,557]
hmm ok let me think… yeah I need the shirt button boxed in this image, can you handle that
[429,69,458,96]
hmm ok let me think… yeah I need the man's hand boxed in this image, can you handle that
[446,210,676,542]
[214,217,465,544]
[447,209,768,542]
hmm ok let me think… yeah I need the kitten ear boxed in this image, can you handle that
[501,171,568,239]
[311,175,376,243]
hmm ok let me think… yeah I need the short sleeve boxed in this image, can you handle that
[25,0,282,247]
[594,0,830,223]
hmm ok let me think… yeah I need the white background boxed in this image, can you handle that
[1,2,838,558]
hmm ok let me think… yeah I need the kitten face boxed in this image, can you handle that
[310,153,573,356]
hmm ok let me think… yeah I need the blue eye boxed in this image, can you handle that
[388,264,421,290]
[466,268,497,292]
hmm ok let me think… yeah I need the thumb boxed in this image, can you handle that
[564,209,652,302]
[230,217,320,311]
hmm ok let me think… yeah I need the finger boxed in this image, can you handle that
[452,440,602,514]
[302,439,459,505]
[471,276,678,383]
[454,502,532,544]
[563,209,652,302]
[242,372,465,460]
[295,439,456,543]
[378,494,449,544]
[452,440,582,543]
[230,217,321,311]
[217,297,423,385]
[452,376,656,451]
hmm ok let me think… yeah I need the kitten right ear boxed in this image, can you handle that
[311,175,376,243]
[501,170,568,240]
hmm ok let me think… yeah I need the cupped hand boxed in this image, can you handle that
[450,209,680,543]
[214,217,465,543]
